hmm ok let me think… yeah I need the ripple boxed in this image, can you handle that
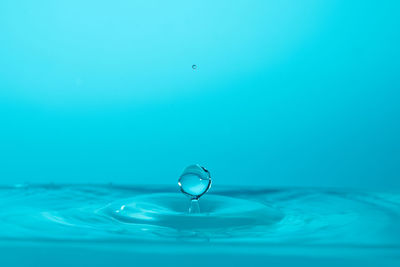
[0,185,399,248]
[105,193,283,232]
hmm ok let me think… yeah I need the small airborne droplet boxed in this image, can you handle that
[192,64,197,70]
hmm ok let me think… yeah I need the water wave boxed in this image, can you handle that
[0,184,399,249]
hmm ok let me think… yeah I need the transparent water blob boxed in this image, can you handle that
[192,64,197,70]
[178,164,212,213]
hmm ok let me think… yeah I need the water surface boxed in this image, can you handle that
[1,184,399,254]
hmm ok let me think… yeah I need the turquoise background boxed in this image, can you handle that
[0,0,399,189]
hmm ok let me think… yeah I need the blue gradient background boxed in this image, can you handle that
[0,0,399,189]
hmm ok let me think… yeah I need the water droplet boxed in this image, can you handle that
[192,64,197,70]
[178,164,211,200]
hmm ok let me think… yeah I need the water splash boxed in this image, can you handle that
[178,165,211,199]
[178,165,212,214]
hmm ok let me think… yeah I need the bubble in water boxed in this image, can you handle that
[192,64,197,70]
[178,164,211,200]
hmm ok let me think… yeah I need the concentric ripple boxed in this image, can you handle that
[105,193,283,235]
[0,185,399,248]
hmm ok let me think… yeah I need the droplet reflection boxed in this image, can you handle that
[178,164,211,200]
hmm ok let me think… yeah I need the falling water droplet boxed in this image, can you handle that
[178,164,212,214]
[192,64,197,70]
[178,164,211,200]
